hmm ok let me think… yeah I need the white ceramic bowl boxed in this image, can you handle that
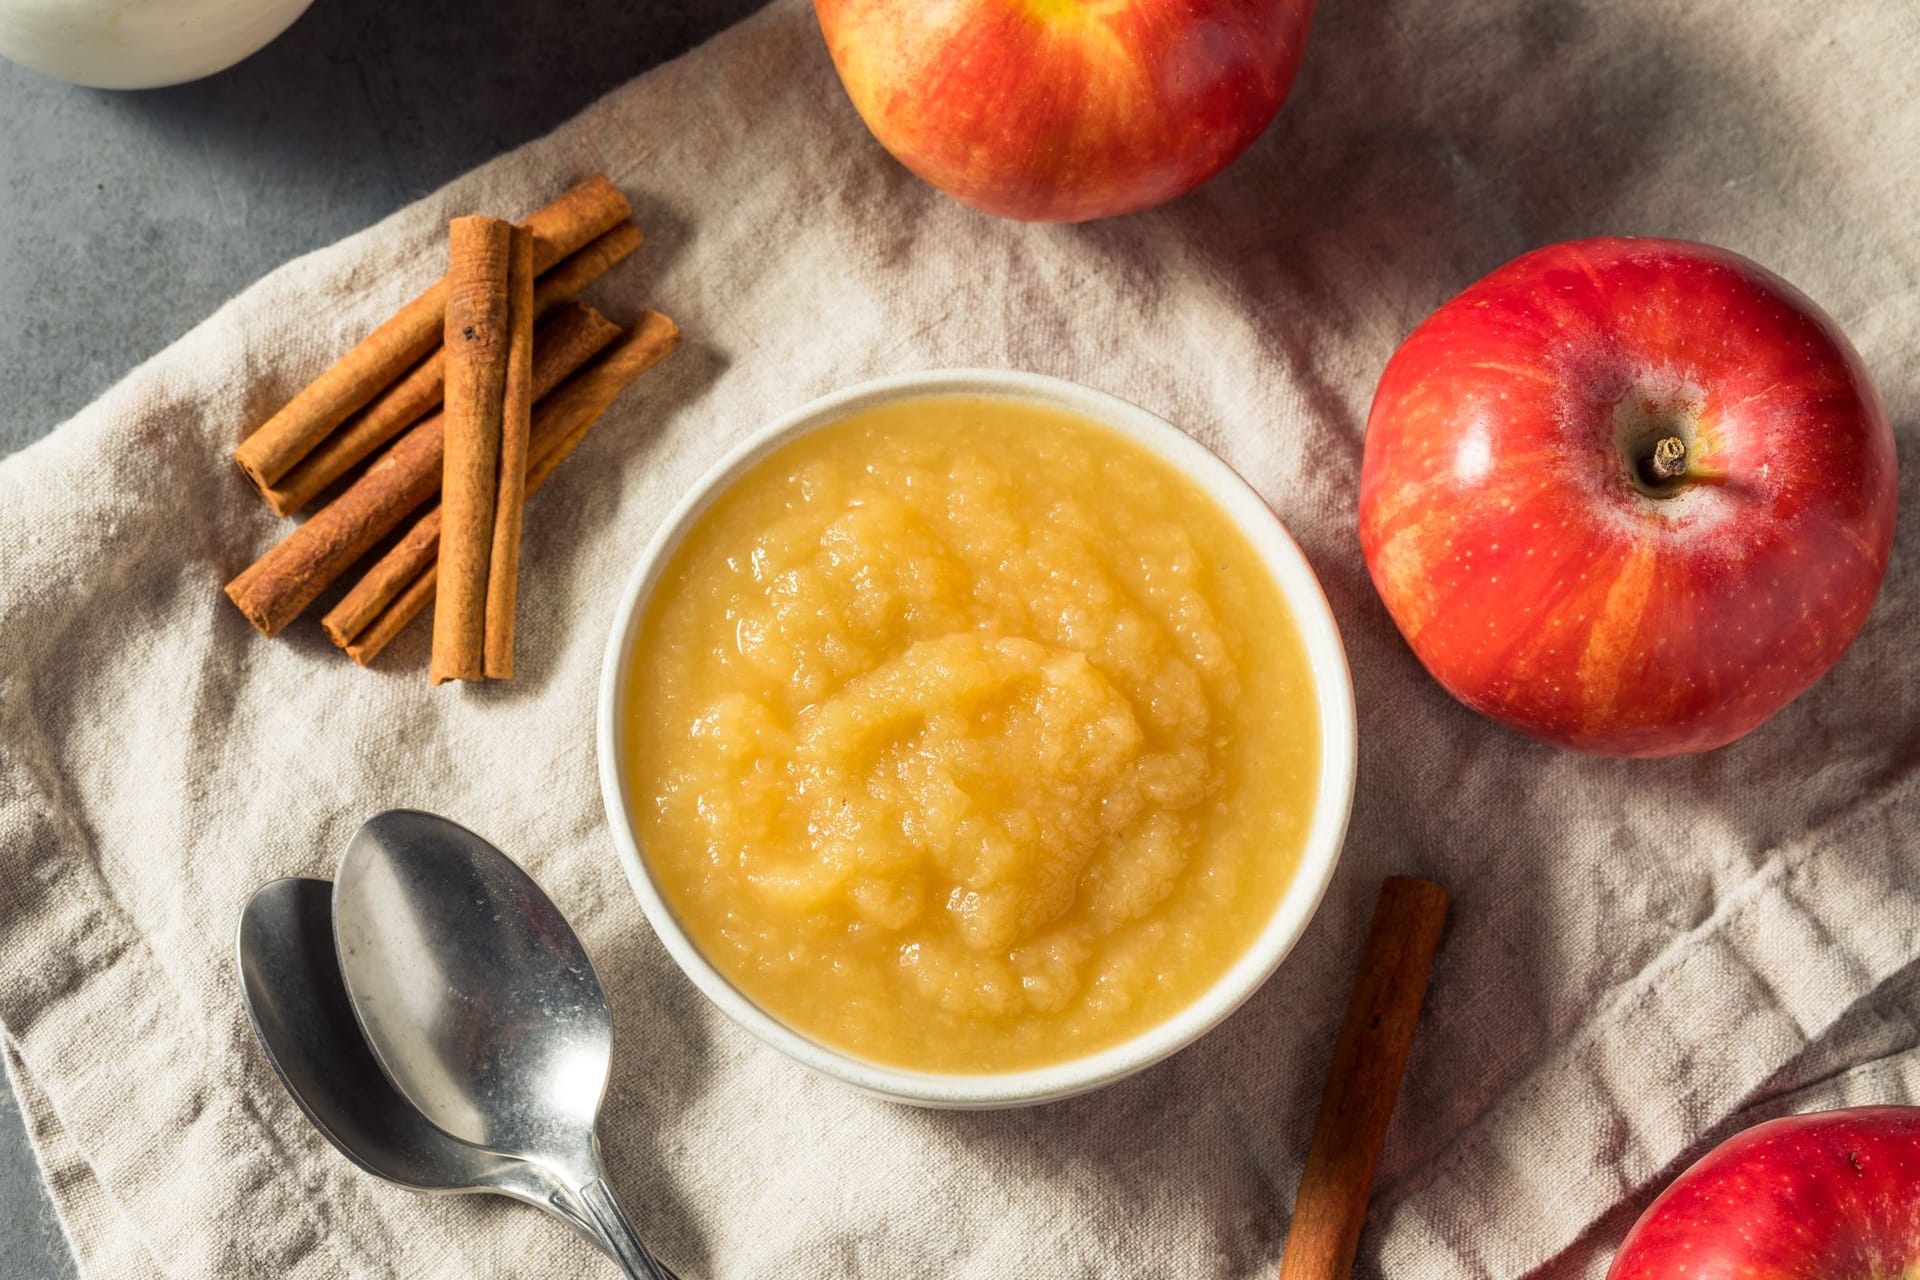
[0,0,313,89]
[598,369,1356,1108]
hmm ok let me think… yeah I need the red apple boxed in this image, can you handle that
[1610,1107,1920,1280]
[812,0,1315,223]
[1359,237,1897,757]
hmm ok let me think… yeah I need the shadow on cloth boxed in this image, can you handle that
[593,920,721,1279]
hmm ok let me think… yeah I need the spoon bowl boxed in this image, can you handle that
[332,810,668,1280]
[235,877,602,1244]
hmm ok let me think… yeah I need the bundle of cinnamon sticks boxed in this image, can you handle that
[224,175,680,679]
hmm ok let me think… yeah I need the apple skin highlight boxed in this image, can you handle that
[1359,237,1896,757]
[1609,1108,1920,1280]
[814,0,1315,223]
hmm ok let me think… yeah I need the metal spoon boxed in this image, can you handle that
[235,877,608,1251]
[332,810,671,1280]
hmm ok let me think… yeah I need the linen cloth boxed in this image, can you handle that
[3,0,1918,1274]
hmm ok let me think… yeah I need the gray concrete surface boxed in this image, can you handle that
[0,1080,73,1280]
[0,1,767,1273]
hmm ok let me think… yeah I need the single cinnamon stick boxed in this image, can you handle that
[258,220,645,516]
[532,220,642,310]
[1278,877,1448,1280]
[232,284,446,494]
[523,311,682,493]
[431,217,513,685]
[324,312,681,665]
[522,175,629,275]
[321,504,445,648]
[345,562,438,667]
[481,226,536,679]
[232,175,631,494]
[225,303,620,637]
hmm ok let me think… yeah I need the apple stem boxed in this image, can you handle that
[1647,436,1688,483]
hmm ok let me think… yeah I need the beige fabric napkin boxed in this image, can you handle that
[3,1,1917,1275]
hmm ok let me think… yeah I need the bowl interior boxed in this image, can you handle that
[597,369,1356,1107]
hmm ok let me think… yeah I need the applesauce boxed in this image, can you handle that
[625,395,1319,1072]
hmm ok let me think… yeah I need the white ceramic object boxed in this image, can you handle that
[598,369,1357,1108]
[0,0,313,89]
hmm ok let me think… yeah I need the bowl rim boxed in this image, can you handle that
[596,368,1356,1108]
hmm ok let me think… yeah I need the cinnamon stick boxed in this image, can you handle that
[523,311,682,493]
[345,562,438,668]
[532,220,643,311]
[521,175,629,275]
[1277,877,1448,1280]
[259,350,446,518]
[431,217,513,685]
[321,504,446,648]
[323,312,681,666]
[232,285,446,495]
[257,220,644,516]
[481,227,536,679]
[225,303,620,637]
[232,175,630,494]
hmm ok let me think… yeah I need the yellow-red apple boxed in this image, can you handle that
[813,0,1315,222]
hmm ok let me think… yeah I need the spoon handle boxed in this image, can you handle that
[576,1177,672,1280]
